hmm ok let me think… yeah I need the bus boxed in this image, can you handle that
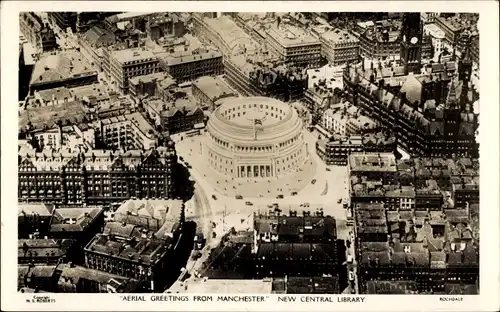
[185,129,200,137]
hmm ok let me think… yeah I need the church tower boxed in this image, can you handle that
[443,78,461,137]
[400,13,423,75]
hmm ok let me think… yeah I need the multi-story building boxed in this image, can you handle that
[356,209,479,294]
[18,238,77,265]
[144,97,205,134]
[18,264,59,292]
[104,12,153,32]
[75,12,117,33]
[30,122,95,152]
[353,19,402,60]
[29,51,98,93]
[20,13,57,53]
[423,24,446,62]
[318,28,360,66]
[48,12,78,33]
[84,210,183,292]
[349,152,398,184]
[192,76,238,111]
[112,199,184,232]
[93,112,158,150]
[304,83,337,123]
[108,48,161,94]
[265,21,322,68]
[193,14,309,102]
[252,212,339,278]
[128,72,168,102]
[146,13,186,42]
[156,49,223,83]
[421,13,439,24]
[322,106,378,136]
[78,26,117,72]
[316,135,363,166]
[434,16,466,46]
[18,142,177,206]
[470,36,479,67]
[56,263,143,293]
[343,64,478,158]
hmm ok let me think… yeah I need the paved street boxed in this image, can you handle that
[172,130,350,221]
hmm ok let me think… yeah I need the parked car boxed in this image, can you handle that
[326,168,331,171]
[337,199,342,204]
[245,201,253,206]
[235,195,243,200]
[212,194,217,200]
[193,233,205,250]
[276,194,284,199]
[291,191,298,196]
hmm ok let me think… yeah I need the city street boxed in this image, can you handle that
[172,130,350,221]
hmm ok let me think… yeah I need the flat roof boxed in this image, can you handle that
[112,48,157,64]
[267,23,320,47]
[349,152,397,172]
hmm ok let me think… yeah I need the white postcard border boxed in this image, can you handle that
[2,1,499,311]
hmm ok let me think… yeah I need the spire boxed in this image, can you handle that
[459,77,470,109]
[446,78,458,108]
[462,35,473,63]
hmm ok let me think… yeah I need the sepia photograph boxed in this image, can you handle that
[2,1,499,311]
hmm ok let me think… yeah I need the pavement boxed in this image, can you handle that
[172,130,350,221]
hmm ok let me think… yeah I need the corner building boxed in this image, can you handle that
[203,97,309,179]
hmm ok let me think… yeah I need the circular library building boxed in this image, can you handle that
[203,96,309,179]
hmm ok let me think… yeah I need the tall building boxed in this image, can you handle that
[20,12,57,53]
[319,28,360,66]
[265,20,322,68]
[156,49,223,83]
[343,62,478,158]
[28,51,98,93]
[18,141,178,206]
[108,48,161,93]
[400,13,423,75]
[48,12,78,33]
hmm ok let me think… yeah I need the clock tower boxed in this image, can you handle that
[400,13,423,75]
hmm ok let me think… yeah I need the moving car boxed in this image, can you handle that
[276,194,284,199]
[311,179,317,184]
[235,195,243,200]
[245,201,253,206]
[337,199,342,204]
[212,194,217,200]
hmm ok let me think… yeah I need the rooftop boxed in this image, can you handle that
[114,199,183,234]
[349,152,397,172]
[18,203,54,218]
[18,145,175,172]
[85,222,170,266]
[129,72,167,86]
[164,49,221,66]
[254,214,336,240]
[267,22,321,47]
[320,28,359,44]
[112,48,157,64]
[58,264,141,292]
[193,76,237,101]
[366,280,419,294]
[49,207,104,233]
[30,51,97,86]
